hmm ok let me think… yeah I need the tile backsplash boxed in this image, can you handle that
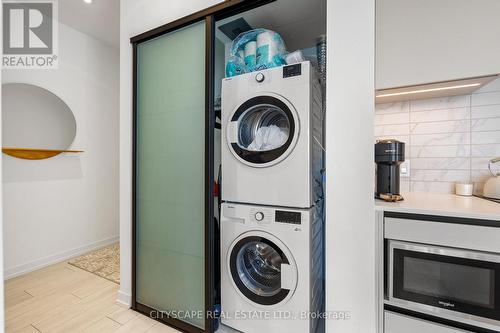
[375,78,500,194]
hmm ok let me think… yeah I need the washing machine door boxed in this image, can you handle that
[226,93,299,167]
[228,232,298,306]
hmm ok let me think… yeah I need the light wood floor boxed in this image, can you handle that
[5,262,180,333]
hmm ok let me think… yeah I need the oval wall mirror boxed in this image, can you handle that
[2,83,79,160]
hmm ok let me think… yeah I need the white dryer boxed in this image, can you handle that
[221,61,323,208]
[220,202,324,333]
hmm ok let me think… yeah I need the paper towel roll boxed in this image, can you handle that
[244,41,257,69]
[256,31,278,66]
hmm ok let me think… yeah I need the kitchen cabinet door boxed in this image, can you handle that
[376,0,500,89]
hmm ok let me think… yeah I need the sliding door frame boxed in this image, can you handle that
[131,1,274,332]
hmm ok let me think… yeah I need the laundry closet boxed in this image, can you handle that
[131,1,327,332]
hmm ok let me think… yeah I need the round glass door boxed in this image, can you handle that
[229,235,294,306]
[228,95,298,166]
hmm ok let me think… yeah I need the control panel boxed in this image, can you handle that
[255,72,265,83]
[275,210,302,225]
[248,208,302,225]
[254,212,264,221]
[283,63,302,78]
[249,208,271,224]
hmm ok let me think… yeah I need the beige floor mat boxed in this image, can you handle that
[68,243,120,284]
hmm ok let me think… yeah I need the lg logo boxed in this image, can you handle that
[3,2,53,54]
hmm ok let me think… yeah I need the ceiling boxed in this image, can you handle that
[216,0,326,51]
[59,0,120,48]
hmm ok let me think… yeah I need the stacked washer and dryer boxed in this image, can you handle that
[220,61,325,333]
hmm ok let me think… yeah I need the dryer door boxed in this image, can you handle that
[226,94,299,168]
[228,232,298,306]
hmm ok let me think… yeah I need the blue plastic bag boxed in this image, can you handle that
[226,29,287,77]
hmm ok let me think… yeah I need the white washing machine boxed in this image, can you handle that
[221,61,323,208]
[220,202,324,333]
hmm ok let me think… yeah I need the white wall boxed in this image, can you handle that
[375,79,500,195]
[2,23,120,279]
[119,0,224,306]
[326,0,376,332]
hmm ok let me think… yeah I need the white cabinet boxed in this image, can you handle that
[376,0,500,89]
[385,311,471,333]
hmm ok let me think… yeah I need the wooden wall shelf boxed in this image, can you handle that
[2,147,84,160]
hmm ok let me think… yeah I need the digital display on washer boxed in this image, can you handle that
[275,210,301,225]
[283,63,302,78]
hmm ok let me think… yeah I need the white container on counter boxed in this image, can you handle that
[455,182,474,196]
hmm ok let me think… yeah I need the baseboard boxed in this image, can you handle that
[4,236,119,280]
[116,290,132,308]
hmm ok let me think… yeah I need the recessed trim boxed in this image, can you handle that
[377,83,481,98]
[376,75,498,104]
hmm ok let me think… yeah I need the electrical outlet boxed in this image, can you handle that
[400,161,410,178]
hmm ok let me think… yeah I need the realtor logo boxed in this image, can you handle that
[2,0,58,69]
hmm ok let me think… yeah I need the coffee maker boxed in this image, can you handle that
[375,139,405,201]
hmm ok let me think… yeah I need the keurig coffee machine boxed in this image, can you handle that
[375,139,405,201]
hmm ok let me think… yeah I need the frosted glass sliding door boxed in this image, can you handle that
[134,20,209,331]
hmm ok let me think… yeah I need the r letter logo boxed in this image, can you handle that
[2,0,58,69]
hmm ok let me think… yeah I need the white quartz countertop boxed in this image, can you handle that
[375,192,500,221]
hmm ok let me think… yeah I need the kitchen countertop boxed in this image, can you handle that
[375,192,500,221]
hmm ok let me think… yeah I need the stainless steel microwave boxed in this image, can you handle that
[387,240,500,331]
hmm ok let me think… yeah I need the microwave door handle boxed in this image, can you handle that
[388,242,395,301]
